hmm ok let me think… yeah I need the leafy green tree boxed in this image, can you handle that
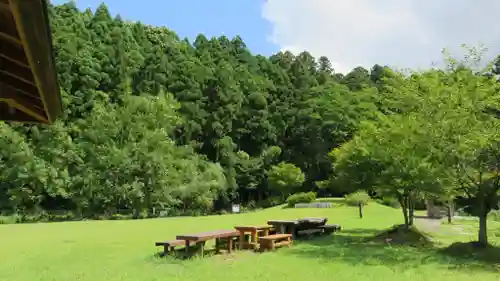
[267,162,305,199]
[332,112,448,229]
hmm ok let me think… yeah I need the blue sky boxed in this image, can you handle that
[52,0,279,56]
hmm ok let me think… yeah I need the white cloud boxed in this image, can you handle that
[262,0,500,74]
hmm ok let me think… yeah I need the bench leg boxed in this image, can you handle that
[259,240,268,252]
[270,240,275,251]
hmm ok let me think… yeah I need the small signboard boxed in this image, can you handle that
[232,204,241,213]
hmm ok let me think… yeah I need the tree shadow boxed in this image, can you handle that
[438,242,500,268]
[152,244,233,261]
[285,226,500,273]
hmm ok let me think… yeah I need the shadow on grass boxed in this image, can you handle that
[286,225,500,273]
[153,241,241,261]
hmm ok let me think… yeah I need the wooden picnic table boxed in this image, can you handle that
[267,217,328,239]
[176,230,239,257]
[234,225,273,250]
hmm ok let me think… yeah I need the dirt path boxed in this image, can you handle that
[415,216,474,236]
[414,217,442,233]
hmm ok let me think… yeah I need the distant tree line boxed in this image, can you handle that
[1,2,500,247]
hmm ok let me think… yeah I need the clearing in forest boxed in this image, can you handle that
[1,201,500,281]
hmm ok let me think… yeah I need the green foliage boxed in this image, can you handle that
[286,192,317,207]
[267,162,305,196]
[377,197,401,209]
[345,191,371,207]
[3,3,500,240]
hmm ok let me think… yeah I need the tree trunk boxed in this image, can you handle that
[398,194,410,229]
[446,200,453,224]
[358,202,363,218]
[408,192,415,226]
[478,212,488,246]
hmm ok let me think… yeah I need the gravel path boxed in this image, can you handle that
[415,217,442,233]
[415,216,474,236]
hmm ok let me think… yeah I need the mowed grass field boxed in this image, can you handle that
[2,202,500,281]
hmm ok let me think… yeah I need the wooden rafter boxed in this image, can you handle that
[0,71,38,98]
[0,41,30,68]
[8,0,62,123]
[0,83,48,122]
[0,0,62,124]
[0,2,9,11]
[0,57,35,85]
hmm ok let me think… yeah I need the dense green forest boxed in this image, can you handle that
[1,2,500,244]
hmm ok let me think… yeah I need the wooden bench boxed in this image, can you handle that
[259,233,292,251]
[155,239,187,255]
[176,230,240,257]
[318,224,341,234]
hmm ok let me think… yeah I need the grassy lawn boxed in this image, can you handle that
[1,202,500,281]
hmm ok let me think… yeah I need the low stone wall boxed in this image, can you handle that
[295,202,333,208]
[426,199,454,219]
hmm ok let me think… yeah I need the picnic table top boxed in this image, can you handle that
[268,217,328,225]
[234,225,273,231]
[267,219,299,225]
[298,217,328,223]
[176,230,239,242]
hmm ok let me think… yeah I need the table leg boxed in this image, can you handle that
[263,229,269,236]
[199,241,205,258]
[279,224,285,234]
[239,231,245,250]
[251,229,257,249]
[185,240,190,254]
[291,225,297,239]
[215,238,221,254]
[228,237,233,253]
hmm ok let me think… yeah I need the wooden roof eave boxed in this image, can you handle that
[9,0,62,124]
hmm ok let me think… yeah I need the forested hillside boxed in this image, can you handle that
[1,2,499,232]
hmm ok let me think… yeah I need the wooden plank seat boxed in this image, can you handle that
[318,224,341,234]
[155,239,191,255]
[235,225,274,250]
[259,233,293,252]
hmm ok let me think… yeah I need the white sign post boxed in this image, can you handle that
[232,204,241,213]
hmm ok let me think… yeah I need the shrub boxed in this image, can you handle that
[345,191,371,207]
[258,196,283,208]
[378,196,401,208]
[286,192,317,207]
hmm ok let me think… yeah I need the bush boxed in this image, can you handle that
[345,191,371,207]
[286,192,317,207]
[378,196,401,208]
[258,196,283,208]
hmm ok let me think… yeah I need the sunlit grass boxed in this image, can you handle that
[1,201,500,281]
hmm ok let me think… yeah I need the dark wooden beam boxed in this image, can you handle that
[0,101,47,123]
[0,41,29,68]
[9,0,62,123]
[0,57,35,85]
[0,2,9,11]
[0,31,21,46]
[0,71,38,98]
[0,82,48,122]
